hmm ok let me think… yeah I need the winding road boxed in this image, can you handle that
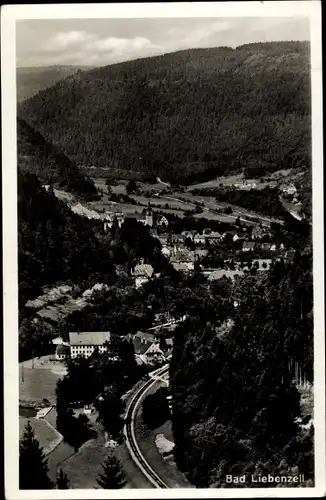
[124,365,170,489]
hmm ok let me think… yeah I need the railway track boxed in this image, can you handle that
[124,365,170,489]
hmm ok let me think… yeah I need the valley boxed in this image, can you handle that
[15,35,315,493]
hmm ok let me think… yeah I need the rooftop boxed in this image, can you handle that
[242,242,256,250]
[171,262,192,272]
[133,338,152,355]
[69,331,110,346]
[134,331,157,343]
[56,344,70,354]
[205,231,222,238]
[134,264,154,277]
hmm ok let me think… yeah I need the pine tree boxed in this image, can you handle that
[19,420,53,489]
[56,468,70,489]
[96,452,126,489]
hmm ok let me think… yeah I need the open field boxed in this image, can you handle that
[47,441,76,482]
[194,211,236,224]
[19,416,60,455]
[46,410,150,489]
[20,356,66,405]
[186,168,304,193]
[93,178,127,195]
[132,194,194,212]
[61,435,108,489]
[55,176,284,228]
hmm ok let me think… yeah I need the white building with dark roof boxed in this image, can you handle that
[158,215,169,228]
[55,344,70,360]
[69,331,111,359]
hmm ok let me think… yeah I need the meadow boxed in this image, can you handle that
[19,357,66,405]
[19,417,60,455]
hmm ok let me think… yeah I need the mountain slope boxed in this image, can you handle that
[18,42,311,183]
[18,170,114,308]
[17,117,99,200]
[17,65,94,102]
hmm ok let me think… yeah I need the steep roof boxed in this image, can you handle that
[69,331,110,346]
[134,331,157,343]
[133,338,152,355]
[205,231,222,238]
[56,344,70,354]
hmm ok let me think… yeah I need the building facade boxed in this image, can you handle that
[69,331,111,359]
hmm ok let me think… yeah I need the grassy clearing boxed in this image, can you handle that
[19,417,59,454]
[19,360,65,405]
[93,178,127,195]
[61,436,109,489]
[115,442,155,489]
[132,195,194,211]
[51,414,151,489]
[47,441,76,482]
[194,212,236,223]
[187,173,272,191]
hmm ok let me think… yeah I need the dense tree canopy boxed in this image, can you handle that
[17,65,94,102]
[19,42,311,183]
[192,186,289,219]
[170,254,313,487]
[18,117,99,199]
[19,421,53,489]
[18,170,115,307]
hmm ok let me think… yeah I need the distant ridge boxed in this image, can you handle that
[18,42,311,184]
[17,65,94,101]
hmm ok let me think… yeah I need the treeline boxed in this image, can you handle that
[170,254,314,487]
[17,65,93,102]
[19,42,311,183]
[17,117,99,200]
[193,186,289,219]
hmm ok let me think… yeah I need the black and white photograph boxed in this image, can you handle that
[2,1,325,498]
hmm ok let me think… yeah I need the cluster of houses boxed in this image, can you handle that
[53,329,173,367]
[233,180,257,190]
[241,241,285,252]
[103,205,169,232]
[281,183,297,197]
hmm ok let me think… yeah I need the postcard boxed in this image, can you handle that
[1,1,325,498]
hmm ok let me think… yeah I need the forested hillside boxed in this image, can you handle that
[170,255,314,487]
[18,170,113,306]
[17,117,99,200]
[17,65,93,102]
[18,42,311,183]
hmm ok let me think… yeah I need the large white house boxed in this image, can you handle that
[69,331,111,359]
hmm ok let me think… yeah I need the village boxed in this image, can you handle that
[103,202,297,282]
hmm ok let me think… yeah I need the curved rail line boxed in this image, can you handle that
[124,365,170,489]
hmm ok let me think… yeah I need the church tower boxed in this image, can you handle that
[145,201,154,227]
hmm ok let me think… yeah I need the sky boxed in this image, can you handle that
[16,17,310,68]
